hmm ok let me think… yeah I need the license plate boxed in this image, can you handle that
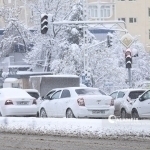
[92,110,105,114]
[17,102,29,105]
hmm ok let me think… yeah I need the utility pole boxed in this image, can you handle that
[82,0,88,73]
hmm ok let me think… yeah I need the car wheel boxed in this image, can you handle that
[132,109,140,120]
[66,109,75,118]
[40,108,47,118]
[121,109,127,119]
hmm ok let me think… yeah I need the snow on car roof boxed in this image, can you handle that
[24,89,39,93]
[0,88,33,98]
[115,88,147,92]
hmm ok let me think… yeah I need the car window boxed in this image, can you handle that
[61,90,71,98]
[129,91,145,99]
[117,91,125,98]
[141,90,150,100]
[27,92,39,99]
[46,90,56,99]
[51,90,61,99]
[75,88,102,95]
[110,92,118,99]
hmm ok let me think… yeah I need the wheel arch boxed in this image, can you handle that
[66,107,72,115]
[66,107,76,118]
[132,108,137,113]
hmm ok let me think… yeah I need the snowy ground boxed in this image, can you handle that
[0,117,150,139]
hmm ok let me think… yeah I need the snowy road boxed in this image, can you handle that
[0,133,150,150]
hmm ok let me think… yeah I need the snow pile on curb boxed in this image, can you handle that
[0,117,150,139]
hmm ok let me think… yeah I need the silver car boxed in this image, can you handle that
[109,89,146,118]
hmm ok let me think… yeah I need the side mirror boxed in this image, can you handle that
[41,96,44,100]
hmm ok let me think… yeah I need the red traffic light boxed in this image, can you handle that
[125,49,132,68]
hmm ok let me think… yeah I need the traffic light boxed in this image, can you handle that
[125,49,132,68]
[41,14,48,34]
[107,33,113,48]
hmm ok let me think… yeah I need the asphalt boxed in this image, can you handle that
[0,133,150,150]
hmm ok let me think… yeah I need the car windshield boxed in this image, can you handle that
[75,88,103,95]
[129,91,145,99]
[27,92,39,99]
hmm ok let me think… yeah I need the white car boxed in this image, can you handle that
[39,87,114,118]
[132,89,150,119]
[0,88,38,117]
[24,89,42,117]
[109,89,146,118]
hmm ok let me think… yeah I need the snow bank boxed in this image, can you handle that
[0,117,150,139]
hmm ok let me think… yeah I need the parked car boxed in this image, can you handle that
[109,89,146,118]
[0,88,38,117]
[24,89,42,117]
[131,89,150,119]
[39,87,114,118]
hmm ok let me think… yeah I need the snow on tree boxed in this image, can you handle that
[0,0,148,93]
[24,0,150,93]
[0,2,33,57]
[24,0,77,71]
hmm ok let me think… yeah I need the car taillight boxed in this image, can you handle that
[110,99,114,106]
[32,99,37,105]
[5,100,13,105]
[77,98,85,106]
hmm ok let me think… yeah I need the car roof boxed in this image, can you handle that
[0,88,25,91]
[24,89,39,93]
[113,88,147,92]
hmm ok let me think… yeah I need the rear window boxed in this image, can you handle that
[27,92,39,99]
[129,91,145,99]
[75,88,103,95]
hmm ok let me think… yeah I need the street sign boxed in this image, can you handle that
[120,33,134,48]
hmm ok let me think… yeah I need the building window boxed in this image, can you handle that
[149,30,150,39]
[129,18,137,23]
[118,0,125,1]
[101,6,111,18]
[118,18,126,22]
[148,8,150,17]
[129,0,136,1]
[89,6,98,18]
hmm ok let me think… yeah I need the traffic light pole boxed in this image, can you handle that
[128,68,132,88]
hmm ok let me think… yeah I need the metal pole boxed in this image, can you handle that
[128,68,131,88]
[82,0,88,75]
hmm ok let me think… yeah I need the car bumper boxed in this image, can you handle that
[74,106,114,118]
[3,105,38,116]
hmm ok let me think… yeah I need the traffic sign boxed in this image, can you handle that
[120,33,134,48]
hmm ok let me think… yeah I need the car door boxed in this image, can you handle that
[44,90,56,117]
[137,90,150,118]
[57,89,71,117]
[109,91,118,115]
[115,91,125,116]
[49,90,62,117]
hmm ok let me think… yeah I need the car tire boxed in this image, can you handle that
[132,109,140,120]
[40,108,47,118]
[121,109,127,119]
[66,109,75,118]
